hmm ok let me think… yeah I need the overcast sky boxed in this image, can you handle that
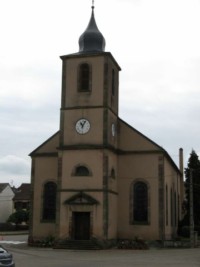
[0,0,200,187]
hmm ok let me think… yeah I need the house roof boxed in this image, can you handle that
[13,183,31,201]
[0,183,10,193]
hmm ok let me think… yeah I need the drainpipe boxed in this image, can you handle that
[179,148,184,178]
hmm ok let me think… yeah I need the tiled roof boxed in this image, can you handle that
[13,183,31,201]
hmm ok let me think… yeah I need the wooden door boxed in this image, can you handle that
[73,212,90,240]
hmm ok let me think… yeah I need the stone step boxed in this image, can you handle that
[54,240,101,250]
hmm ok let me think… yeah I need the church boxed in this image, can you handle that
[29,4,184,247]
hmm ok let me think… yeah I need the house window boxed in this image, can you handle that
[78,63,91,92]
[133,182,148,223]
[74,166,90,176]
[42,182,57,221]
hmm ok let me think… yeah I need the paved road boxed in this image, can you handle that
[1,235,200,267]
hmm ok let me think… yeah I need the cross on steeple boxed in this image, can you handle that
[92,0,95,9]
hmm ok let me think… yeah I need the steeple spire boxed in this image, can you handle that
[92,0,94,9]
[78,3,106,53]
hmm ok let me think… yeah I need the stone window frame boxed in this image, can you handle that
[166,184,169,226]
[111,69,115,96]
[41,181,57,222]
[130,179,150,225]
[77,62,92,92]
[110,168,116,179]
[72,164,92,177]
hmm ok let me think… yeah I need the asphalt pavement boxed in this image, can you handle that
[0,234,200,267]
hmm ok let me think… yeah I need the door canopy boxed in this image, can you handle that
[64,192,99,205]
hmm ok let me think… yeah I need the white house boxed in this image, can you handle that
[0,183,15,223]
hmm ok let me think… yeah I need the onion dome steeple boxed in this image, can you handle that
[79,3,106,53]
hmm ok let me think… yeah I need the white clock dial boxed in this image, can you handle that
[76,119,90,134]
[111,123,115,136]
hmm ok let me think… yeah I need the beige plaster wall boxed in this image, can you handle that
[57,148,118,240]
[108,193,118,239]
[163,157,182,239]
[58,192,104,239]
[61,150,103,189]
[63,108,104,146]
[64,56,104,108]
[105,56,119,114]
[32,157,58,237]
[107,110,118,148]
[60,149,117,191]
[117,153,160,240]
[118,119,160,151]
[33,133,59,154]
[63,54,120,113]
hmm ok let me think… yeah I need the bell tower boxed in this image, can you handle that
[59,4,121,149]
[56,4,121,242]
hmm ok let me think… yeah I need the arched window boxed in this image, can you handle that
[174,192,177,226]
[42,182,57,221]
[112,69,115,96]
[74,165,90,176]
[171,188,173,226]
[133,182,148,223]
[78,63,91,92]
[111,168,116,179]
[166,185,168,226]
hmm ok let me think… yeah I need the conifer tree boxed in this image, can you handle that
[184,150,200,226]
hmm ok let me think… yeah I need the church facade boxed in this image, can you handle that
[29,6,184,246]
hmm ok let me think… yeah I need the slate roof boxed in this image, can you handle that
[79,6,106,52]
[13,183,31,201]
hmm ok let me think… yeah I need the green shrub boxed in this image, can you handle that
[7,210,29,225]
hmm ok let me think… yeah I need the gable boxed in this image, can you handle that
[0,184,14,199]
[118,118,163,152]
[0,183,9,193]
[30,131,59,157]
[118,118,180,173]
[64,192,99,205]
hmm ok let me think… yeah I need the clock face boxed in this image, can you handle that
[76,119,90,134]
[111,123,115,136]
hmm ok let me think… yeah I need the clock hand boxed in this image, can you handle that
[80,120,86,128]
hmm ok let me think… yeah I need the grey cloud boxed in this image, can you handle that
[0,155,30,176]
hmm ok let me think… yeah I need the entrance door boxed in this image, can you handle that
[73,212,90,240]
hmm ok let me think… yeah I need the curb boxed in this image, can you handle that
[0,231,29,236]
